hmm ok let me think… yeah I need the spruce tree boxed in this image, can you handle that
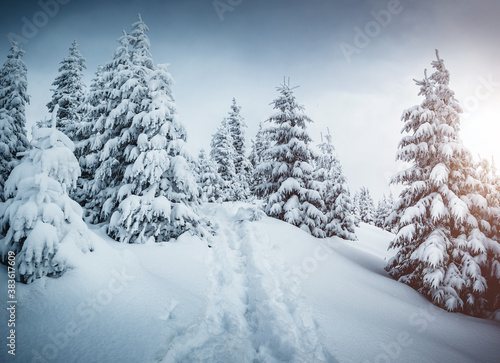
[210,118,238,201]
[357,187,375,225]
[384,193,399,234]
[227,98,253,197]
[387,50,500,315]
[257,81,325,237]
[0,111,93,283]
[314,129,356,240]
[227,98,251,175]
[249,122,271,197]
[106,15,206,243]
[473,157,500,312]
[72,65,106,204]
[0,42,29,200]
[196,148,224,203]
[0,110,15,201]
[352,191,361,227]
[47,40,87,139]
[84,30,134,223]
[374,194,393,230]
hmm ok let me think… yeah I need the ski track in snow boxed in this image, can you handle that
[159,204,336,363]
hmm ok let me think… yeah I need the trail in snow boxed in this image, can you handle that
[159,204,336,362]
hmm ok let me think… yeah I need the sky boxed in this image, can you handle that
[0,0,499,202]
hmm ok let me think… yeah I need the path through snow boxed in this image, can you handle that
[159,203,336,362]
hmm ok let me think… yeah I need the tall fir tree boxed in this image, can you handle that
[0,42,30,200]
[210,118,238,201]
[227,98,251,175]
[84,30,134,223]
[102,15,205,243]
[314,129,356,240]
[387,50,500,315]
[47,40,87,139]
[226,98,252,199]
[257,81,325,237]
[72,65,107,204]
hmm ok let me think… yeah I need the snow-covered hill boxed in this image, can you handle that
[1,202,499,362]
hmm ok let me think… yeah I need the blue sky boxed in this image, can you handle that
[1,0,499,201]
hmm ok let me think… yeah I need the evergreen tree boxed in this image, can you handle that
[257,81,325,237]
[474,157,500,312]
[226,98,252,200]
[0,110,18,202]
[227,98,251,174]
[352,190,361,227]
[387,50,500,315]
[357,187,375,225]
[47,40,87,139]
[384,193,399,234]
[249,121,270,167]
[72,65,106,204]
[106,15,206,243]
[84,30,134,223]
[0,113,93,283]
[0,109,17,202]
[249,122,271,197]
[314,129,356,240]
[196,149,224,203]
[374,193,394,231]
[0,42,29,200]
[210,118,238,201]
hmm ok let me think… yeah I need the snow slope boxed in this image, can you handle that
[1,202,499,362]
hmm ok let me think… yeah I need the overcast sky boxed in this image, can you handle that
[1,0,499,201]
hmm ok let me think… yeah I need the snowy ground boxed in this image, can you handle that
[1,202,499,362]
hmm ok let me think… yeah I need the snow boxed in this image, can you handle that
[2,202,499,362]
[429,163,448,187]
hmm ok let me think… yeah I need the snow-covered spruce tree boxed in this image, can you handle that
[249,121,272,198]
[84,30,134,223]
[314,129,356,240]
[374,194,394,230]
[473,157,500,312]
[257,81,325,237]
[227,98,248,173]
[0,111,93,283]
[196,148,224,203]
[0,42,30,200]
[352,190,361,227]
[210,118,239,201]
[387,50,500,315]
[107,15,206,243]
[71,65,106,204]
[47,40,87,139]
[227,98,252,199]
[357,187,375,225]
[0,111,20,202]
[0,110,14,200]
[384,193,400,234]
